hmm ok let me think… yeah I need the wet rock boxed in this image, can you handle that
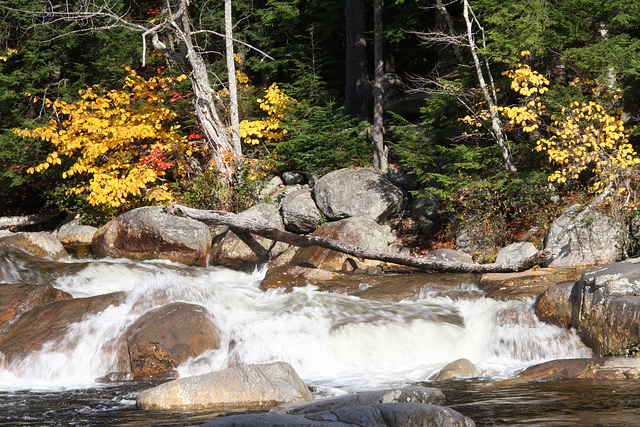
[0,283,71,326]
[569,263,640,357]
[0,292,126,363]
[517,357,640,381]
[136,362,312,410]
[0,231,68,260]
[312,168,405,222]
[275,386,446,415]
[479,267,584,300]
[280,189,324,234]
[429,358,480,381]
[495,242,538,265]
[260,265,347,290]
[201,403,475,426]
[534,281,577,329]
[210,203,289,269]
[125,302,221,377]
[91,206,211,266]
[289,217,389,271]
[543,204,625,267]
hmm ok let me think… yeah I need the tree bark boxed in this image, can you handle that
[344,0,371,119]
[372,0,388,174]
[225,0,242,153]
[462,0,516,174]
[166,204,553,273]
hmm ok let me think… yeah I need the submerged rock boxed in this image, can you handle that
[0,292,126,363]
[91,206,211,265]
[136,362,312,411]
[202,403,475,426]
[0,283,71,326]
[125,302,221,377]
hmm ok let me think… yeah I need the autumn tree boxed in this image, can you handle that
[14,68,196,208]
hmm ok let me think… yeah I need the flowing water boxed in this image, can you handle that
[2,246,638,426]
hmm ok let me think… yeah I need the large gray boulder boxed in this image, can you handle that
[312,168,405,222]
[91,206,212,266]
[289,216,390,270]
[495,242,538,265]
[280,189,323,234]
[210,203,289,269]
[136,362,312,410]
[543,204,625,267]
[535,263,640,357]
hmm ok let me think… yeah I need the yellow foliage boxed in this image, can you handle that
[501,62,638,194]
[15,67,196,208]
[239,83,295,145]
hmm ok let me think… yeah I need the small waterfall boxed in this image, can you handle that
[0,250,591,392]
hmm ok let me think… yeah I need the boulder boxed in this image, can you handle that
[289,216,389,270]
[54,218,97,258]
[0,231,68,260]
[201,403,475,426]
[568,263,640,357]
[280,189,323,234]
[125,302,221,377]
[91,206,211,266]
[517,357,640,381]
[424,249,473,264]
[543,204,625,267]
[495,242,538,265]
[429,358,480,381]
[282,171,307,186]
[210,203,289,269]
[0,292,126,363]
[0,283,71,326]
[136,362,312,411]
[312,168,405,222]
[534,281,577,329]
[480,267,584,300]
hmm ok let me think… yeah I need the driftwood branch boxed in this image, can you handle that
[166,204,553,273]
[0,212,60,229]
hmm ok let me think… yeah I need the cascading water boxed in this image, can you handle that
[0,246,590,392]
[0,246,597,425]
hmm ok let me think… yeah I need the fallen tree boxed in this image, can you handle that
[166,204,554,273]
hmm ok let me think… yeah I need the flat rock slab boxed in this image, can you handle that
[517,357,640,381]
[479,267,585,300]
[200,402,475,426]
[137,362,312,411]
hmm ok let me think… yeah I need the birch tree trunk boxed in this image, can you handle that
[462,0,517,174]
[373,0,388,174]
[225,0,242,153]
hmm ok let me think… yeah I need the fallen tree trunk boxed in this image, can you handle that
[0,212,60,229]
[166,204,553,273]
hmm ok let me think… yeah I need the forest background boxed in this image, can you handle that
[1,0,640,259]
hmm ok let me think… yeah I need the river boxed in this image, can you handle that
[3,247,639,425]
